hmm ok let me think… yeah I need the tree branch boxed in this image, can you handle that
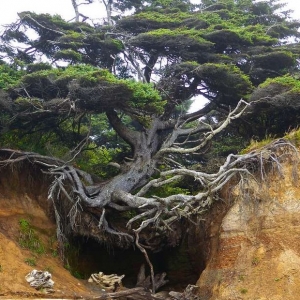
[106,109,138,150]
[157,99,250,156]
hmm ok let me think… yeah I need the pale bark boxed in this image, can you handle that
[100,0,113,25]
[71,0,80,22]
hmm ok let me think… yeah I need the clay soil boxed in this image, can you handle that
[0,191,105,299]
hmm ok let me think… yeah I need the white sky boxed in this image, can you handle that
[0,0,299,28]
[0,0,105,26]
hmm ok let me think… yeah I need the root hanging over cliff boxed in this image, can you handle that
[0,138,298,252]
[0,137,299,299]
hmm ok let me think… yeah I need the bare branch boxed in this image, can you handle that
[157,99,250,156]
[18,13,65,36]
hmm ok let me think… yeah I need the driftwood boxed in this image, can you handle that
[136,264,168,292]
[91,264,168,299]
[92,287,150,299]
[92,284,200,300]
[91,265,198,300]
[169,285,200,300]
[25,269,54,293]
[92,287,169,300]
[88,272,125,291]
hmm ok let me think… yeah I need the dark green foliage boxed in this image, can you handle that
[0,0,300,175]
[252,51,295,71]
[144,177,190,198]
[19,219,45,254]
[0,64,24,89]
[237,75,300,138]
[194,63,253,102]
[2,12,123,68]
[8,64,164,114]
[129,28,214,61]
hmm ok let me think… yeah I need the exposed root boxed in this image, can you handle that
[134,231,155,294]
[0,135,299,300]
[0,138,298,251]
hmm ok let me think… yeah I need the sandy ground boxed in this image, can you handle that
[0,192,105,299]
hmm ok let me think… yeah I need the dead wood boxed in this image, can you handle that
[136,264,168,293]
[88,272,125,292]
[91,284,200,300]
[92,287,152,299]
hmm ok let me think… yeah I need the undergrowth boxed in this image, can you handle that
[240,135,275,154]
[285,127,300,147]
[24,257,37,266]
[240,127,300,154]
[19,219,45,254]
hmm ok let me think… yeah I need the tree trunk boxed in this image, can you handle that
[88,129,159,208]
[102,0,113,25]
[71,0,80,22]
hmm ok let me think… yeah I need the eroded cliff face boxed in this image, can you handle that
[197,159,300,300]
[0,164,104,298]
[0,161,201,298]
[1,144,300,299]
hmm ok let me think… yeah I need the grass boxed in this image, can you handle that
[240,135,275,154]
[64,263,71,271]
[44,266,53,273]
[240,288,248,294]
[238,274,245,281]
[18,219,45,254]
[25,257,37,266]
[240,127,300,155]
[49,235,59,258]
[285,127,300,147]
[252,257,260,266]
[51,249,58,257]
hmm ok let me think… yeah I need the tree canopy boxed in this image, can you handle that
[0,0,300,270]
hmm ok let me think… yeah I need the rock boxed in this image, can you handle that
[25,269,54,291]
[197,161,300,300]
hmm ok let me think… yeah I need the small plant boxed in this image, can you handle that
[64,263,71,271]
[44,266,53,273]
[274,277,281,282]
[238,274,245,281]
[240,288,248,294]
[252,257,260,266]
[19,219,45,254]
[49,235,59,257]
[25,257,36,266]
[51,249,58,257]
[72,270,84,279]
[0,264,2,272]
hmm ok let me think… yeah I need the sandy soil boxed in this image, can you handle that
[0,192,104,299]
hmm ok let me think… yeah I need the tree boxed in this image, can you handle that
[0,0,300,292]
[71,0,94,22]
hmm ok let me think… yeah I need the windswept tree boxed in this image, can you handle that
[0,0,300,290]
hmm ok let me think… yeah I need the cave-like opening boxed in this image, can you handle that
[66,231,206,291]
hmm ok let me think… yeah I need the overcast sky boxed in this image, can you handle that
[0,0,299,28]
[0,0,104,26]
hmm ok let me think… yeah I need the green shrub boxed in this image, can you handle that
[25,257,37,266]
[19,219,45,254]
